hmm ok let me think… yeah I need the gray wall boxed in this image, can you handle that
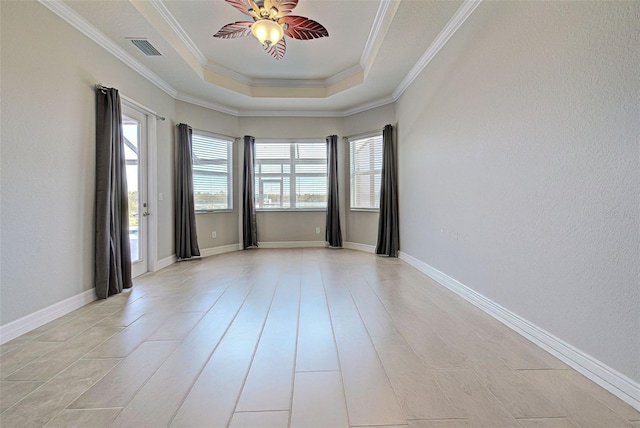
[175,101,240,249]
[396,1,639,383]
[1,0,636,390]
[343,104,396,246]
[239,117,347,243]
[0,2,382,328]
[0,1,176,324]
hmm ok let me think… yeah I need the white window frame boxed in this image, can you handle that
[191,130,234,213]
[254,139,327,211]
[349,132,383,211]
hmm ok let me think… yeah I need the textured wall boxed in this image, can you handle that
[396,1,640,382]
[0,1,176,324]
[239,116,346,243]
[343,104,396,246]
[175,101,240,249]
[256,211,327,242]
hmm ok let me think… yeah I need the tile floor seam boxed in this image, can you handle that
[344,277,413,423]
[286,271,302,428]
[362,274,452,371]
[294,369,341,373]
[318,263,352,428]
[432,367,519,424]
[228,275,281,423]
[559,372,640,423]
[360,273,465,416]
[194,276,237,319]
[164,279,258,427]
[31,308,120,344]
[3,328,124,383]
[467,364,530,422]
[0,355,125,417]
[75,340,182,412]
[2,249,637,426]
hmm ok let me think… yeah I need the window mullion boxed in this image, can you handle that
[290,144,296,209]
[368,142,374,208]
[349,134,382,210]
[254,141,327,210]
[191,132,233,212]
[259,176,264,209]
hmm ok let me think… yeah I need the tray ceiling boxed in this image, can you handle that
[49,0,476,116]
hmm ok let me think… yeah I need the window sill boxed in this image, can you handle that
[350,208,379,213]
[195,210,234,214]
[256,209,326,213]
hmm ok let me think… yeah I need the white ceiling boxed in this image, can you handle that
[52,0,477,116]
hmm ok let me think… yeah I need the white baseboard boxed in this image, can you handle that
[398,251,640,411]
[200,244,242,257]
[0,289,97,345]
[154,254,177,271]
[344,242,376,253]
[258,241,328,249]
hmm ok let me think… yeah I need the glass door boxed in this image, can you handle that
[122,106,148,278]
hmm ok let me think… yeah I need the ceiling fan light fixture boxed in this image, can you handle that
[251,19,284,47]
[214,0,328,59]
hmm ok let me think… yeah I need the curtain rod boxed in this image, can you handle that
[253,137,329,142]
[95,84,166,121]
[345,130,383,141]
[176,125,239,142]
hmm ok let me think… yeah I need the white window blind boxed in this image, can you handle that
[192,132,233,211]
[350,134,382,210]
[255,141,327,210]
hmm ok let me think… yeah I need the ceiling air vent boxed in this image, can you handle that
[129,39,162,56]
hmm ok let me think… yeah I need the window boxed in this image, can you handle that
[350,133,382,210]
[254,141,327,210]
[192,131,233,211]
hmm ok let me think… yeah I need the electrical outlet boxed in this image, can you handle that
[212,231,217,239]
[315,227,320,234]
[158,192,163,201]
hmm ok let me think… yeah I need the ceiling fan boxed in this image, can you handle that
[213,0,329,60]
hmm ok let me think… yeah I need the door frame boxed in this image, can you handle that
[121,96,159,273]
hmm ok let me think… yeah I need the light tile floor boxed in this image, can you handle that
[1,249,638,427]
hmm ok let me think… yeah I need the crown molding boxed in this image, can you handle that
[175,93,239,117]
[149,0,207,66]
[360,0,401,74]
[237,109,345,118]
[175,91,396,117]
[38,0,482,118]
[205,62,254,86]
[206,61,362,90]
[37,0,178,98]
[342,95,396,117]
[32,0,390,119]
[150,0,384,95]
[392,0,483,100]
[250,78,327,89]
[325,64,363,87]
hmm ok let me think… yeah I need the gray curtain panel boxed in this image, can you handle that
[376,124,400,257]
[175,123,201,260]
[94,86,132,299]
[326,135,342,247]
[243,135,258,248]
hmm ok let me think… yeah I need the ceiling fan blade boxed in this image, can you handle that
[282,16,328,40]
[224,0,259,17]
[264,37,286,60]
[213,21,253,39]
[269,0,299,18]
